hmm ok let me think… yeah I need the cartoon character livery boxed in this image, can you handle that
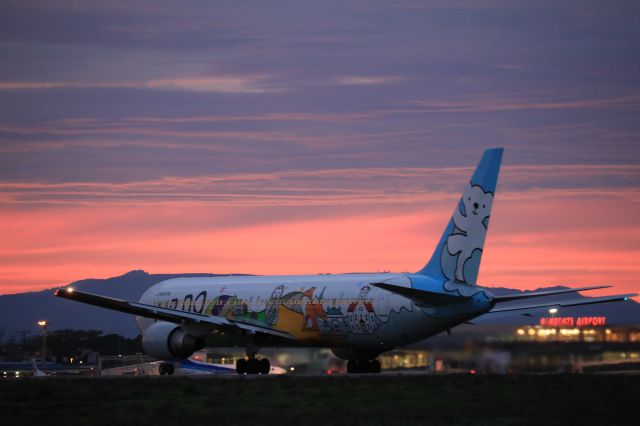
[446,182,494,284]
[417,148,501,295]
[55,148,636,374]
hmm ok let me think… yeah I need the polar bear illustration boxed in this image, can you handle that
[445,183,494,283]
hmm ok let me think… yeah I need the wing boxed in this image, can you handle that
[487,293,636,314]
[54,287,292,340]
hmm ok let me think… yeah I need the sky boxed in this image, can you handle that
[1,0,639,298]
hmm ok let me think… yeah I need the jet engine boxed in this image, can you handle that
[142,321,205,360]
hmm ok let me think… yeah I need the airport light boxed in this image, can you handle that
[549,308,559,315]
[37,320,48,362]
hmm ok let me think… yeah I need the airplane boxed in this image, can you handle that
[98,356,286,376]
[54,148,637,374]
[32,359,48,377]
[98,357,235,376]
[168,357,286,376]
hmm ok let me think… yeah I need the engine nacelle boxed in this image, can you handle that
[142,322,205,360]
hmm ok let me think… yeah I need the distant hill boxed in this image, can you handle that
[1,271,638,340]
[476,286,640,325]
[0,271,243,339]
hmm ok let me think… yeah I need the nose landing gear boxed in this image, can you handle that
[158,362,175,375]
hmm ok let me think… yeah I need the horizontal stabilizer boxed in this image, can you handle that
[492,285,611,303]
[371,282,467,307]
[487,293,636,314]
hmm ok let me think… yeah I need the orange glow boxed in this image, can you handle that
[0,191,638,300]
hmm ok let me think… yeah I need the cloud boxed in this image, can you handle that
[0,124,327,145]
[1,194,639,296]
[145,76,278,93]
[0,74,277,94]
[1,164,638,206]
[1,0,639,297]
[124,111,385,124]
[406,93,640,113]
[0,74,403,94]
[332,75,402,86]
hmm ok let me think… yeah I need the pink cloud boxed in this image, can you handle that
[0,192,638,301]
[407,93,640,113]
[0,74,277,94]
[1,164,638,206]
[123,111,385,124]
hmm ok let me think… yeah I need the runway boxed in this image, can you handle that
[2,374,637,425]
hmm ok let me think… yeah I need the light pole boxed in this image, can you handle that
[37,321,48,362]
[548,308,559,342]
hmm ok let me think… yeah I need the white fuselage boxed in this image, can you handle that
[136,273,493,352]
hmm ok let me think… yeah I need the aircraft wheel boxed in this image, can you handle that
[158,363,167,375]
[236,358,247,374]
[166,363,175,375]
[246,358,260,374]
[371,359,381,374]
[259,358,270,374]
[347,359,358,374]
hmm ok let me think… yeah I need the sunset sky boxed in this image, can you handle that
[1,1,639,298]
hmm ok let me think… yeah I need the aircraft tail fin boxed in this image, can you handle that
[417,148,503,286]
[32,359,47,377]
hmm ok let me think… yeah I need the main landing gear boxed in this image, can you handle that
[158,362,175,375]
[236,356,270,374]
[237,333,270,374]
[347,358,381,374]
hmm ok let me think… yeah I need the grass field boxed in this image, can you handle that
[1,374,637,425]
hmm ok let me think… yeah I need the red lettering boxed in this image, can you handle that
[574,316,607,327]
[539,317,577,327]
